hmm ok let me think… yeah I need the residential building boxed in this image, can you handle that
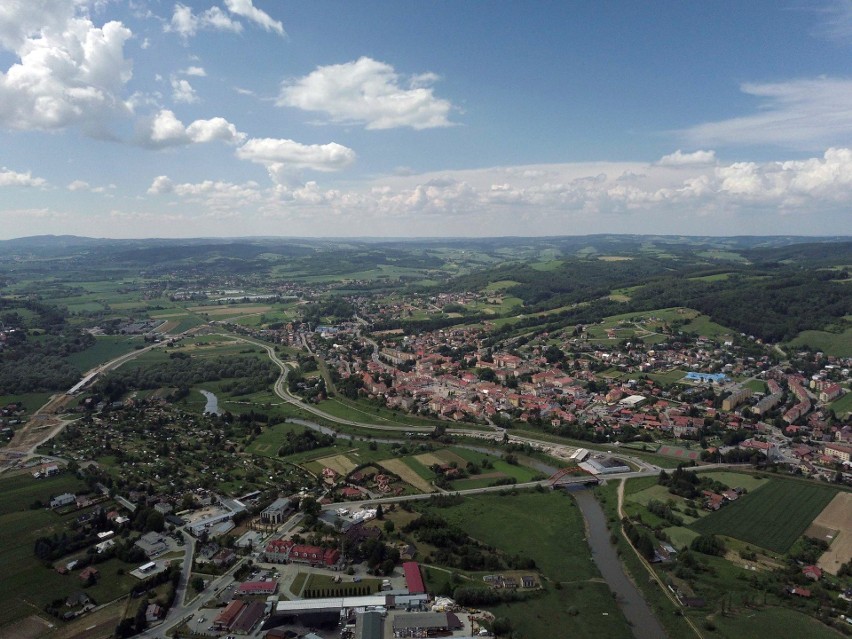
[50,493,76,509]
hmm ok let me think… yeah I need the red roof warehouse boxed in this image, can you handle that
[403,561,425,595]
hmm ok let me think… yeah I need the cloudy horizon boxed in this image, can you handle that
[1,1,851,239]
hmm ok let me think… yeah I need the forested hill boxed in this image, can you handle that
[436,240,852,344]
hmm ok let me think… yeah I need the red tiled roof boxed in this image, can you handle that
[215,600,245,628]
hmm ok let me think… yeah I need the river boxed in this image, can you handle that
[288,416,665,636]
[572,487,668,639]
[199,390,222,415]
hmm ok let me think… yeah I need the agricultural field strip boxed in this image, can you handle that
[690,479,839,554]
[314,453,359,476]
[377,458,434,493]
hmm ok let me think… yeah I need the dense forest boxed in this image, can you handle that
[0,297,94,393]
[95,354,276,400]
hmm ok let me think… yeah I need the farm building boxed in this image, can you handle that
[391,611,463,635]
[403,562,426,595]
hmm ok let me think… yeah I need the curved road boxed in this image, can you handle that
[24,328,740,637]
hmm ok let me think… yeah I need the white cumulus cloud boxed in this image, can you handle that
[0,167,47,187]
[277,57,454,130]
[658,149,716,166]
[0,2,133,134]
[147,175,174,194]
[224,0,285,36]
[236,137,356,179]
[145,109,245,147]
[166,3,242,39]
[171,76,198,103]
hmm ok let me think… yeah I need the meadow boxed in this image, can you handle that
[829,389,852,418]
[420,490,633,639]
[787,327,852,357]
[65,335,143,372]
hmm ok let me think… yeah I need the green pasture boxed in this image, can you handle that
[829,391,852,418]
[400,455,435,480]
[66,336,143,371]
[530,259,563,271]
[487,583,632,639]
[688,272,734,282]
[695,249,749,263]
[680,314,734,338]
[787,327,852,357]
[694,470,769,493]
[0,391,54,415]
[423,491,598,582]
[708,605,844,639]
[483,280,521,292]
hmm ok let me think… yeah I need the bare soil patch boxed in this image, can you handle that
[378,458,434,493]
[814,492,852,575]
[315,454,357,476]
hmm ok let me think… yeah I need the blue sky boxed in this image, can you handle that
[1,0,851,238]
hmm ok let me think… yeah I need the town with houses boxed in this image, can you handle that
[0,241,851,639]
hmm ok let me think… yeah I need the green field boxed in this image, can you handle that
[244,422,308,457]
[316,396,451,430]
[487,583,632,639]
[0,473,97,626]
[695,471,768,493]
[829,390,852,418]
[66,335,144,371]
[645,369,688,386]
[420,490,632,639]
[483,280,521,292]
[688,272,734,282]
[744,379,768,393]
[708,605,844,639]
[0,391,54,415]
[424,491,598,582]
[787,327,852,357]
[0,473,87,516]
[690,479,838,553]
